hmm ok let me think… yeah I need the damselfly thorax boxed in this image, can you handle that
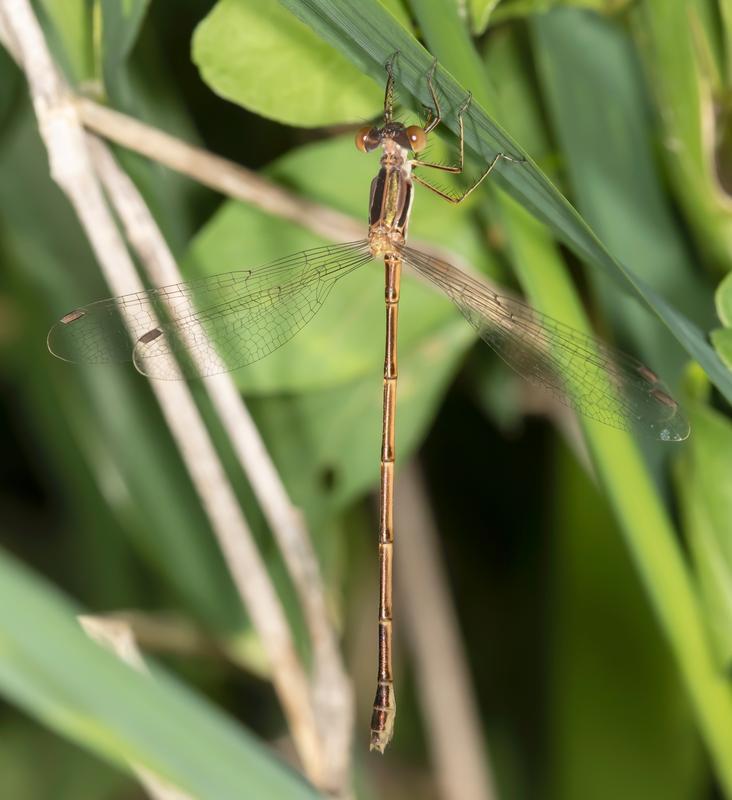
[363,130,417,255]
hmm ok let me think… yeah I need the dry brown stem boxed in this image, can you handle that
[89,134,353,792]
[0,0,329,788]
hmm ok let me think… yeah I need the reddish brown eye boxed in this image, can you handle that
[406,125,427,152]
[355,126,373,152]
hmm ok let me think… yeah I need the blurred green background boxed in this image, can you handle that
[1,0,732,798]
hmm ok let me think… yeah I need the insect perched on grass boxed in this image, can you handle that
[48,53,689,754]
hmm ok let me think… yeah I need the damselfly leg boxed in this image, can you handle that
[412,74,524,203]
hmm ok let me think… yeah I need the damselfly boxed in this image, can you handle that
[47,55,689,753]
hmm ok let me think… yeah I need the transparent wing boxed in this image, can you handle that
[402,246,689,441]
[48,241,373,380]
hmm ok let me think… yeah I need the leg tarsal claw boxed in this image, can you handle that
[458,91,473,116]
[494,151,526,164]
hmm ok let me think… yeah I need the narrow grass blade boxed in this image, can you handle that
[0,550,318,800]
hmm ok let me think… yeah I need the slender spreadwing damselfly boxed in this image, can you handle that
[48,55,690,753]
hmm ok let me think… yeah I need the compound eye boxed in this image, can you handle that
[406,125,427,152]
[355,126,375,152]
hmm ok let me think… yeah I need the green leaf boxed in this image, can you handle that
[277,0,732,409]
[0,550,318,799]
[192,0,385,127]
[678,402,732,671]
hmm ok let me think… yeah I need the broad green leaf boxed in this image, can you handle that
[186,133,494,394]
[678,402,732,671]
[278,0,732,409]
[0,550,317,799]
[192,0,384,127]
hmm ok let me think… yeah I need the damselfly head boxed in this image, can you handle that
[355,122,428,153]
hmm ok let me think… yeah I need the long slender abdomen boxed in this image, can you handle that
[370,252,402,752]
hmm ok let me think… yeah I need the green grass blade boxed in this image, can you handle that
[0,549,318,800]
[278,0,732,406]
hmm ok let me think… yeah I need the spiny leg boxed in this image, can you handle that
[384,52,399,122]
[422,58,442,134]
[413,93,525,203]
[413,150,523,204]
[414,91,472,174]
